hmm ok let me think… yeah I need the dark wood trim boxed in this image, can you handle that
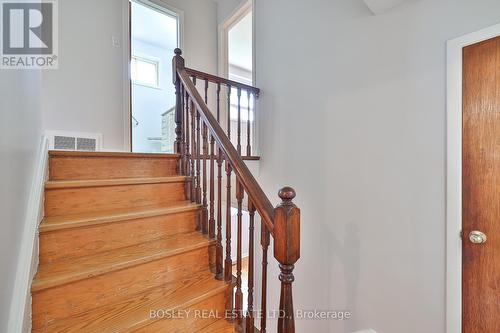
[241,156,260,161]
[260,223,270,333]
[224,160,233,282]
[194,154,260,161]
[235,180,244,327]
[209,134,215,239]
[202,122,209,234]
[246,199,256,332]
[174,49,300,333]
[274,187,300,333]
[185,67,260,96]
[215,146,224,281]
[178,67,275,235]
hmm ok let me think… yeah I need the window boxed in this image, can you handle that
[229,87,255,122]
[131,55,159,88]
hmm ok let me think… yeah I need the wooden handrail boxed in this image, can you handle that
[185,67,260,96]
[178,65,275,234]
[173,49,300,333]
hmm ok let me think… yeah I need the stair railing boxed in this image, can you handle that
[173,49,300,333]
[184,63,259,159]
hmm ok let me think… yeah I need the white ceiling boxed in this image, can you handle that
[228,11,252,71]
[131,1,177,49]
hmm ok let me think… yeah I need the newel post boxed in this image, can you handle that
[172,48,185,171]
[274,187,300,333]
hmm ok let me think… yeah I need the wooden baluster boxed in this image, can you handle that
[181,85,189,171]
[260,222,270,333]
[216,83,221,123]
[190,100,196,205]
[209,134,215,239]
[246,199,256,332]
[196,110,205,232]
[215,147,224,280]
[172,49,184,171]
[192,72,197,182]
[214,84,222,271]
[196,111,201,206]
[185,90,192,199]
[180,84,184,169]
[182,86,188,176]
[237,87,242,154]
[246,91,252,157]
[179,84,185,170]
[181,85,191,200]
[274,187,300,333]
[235,180,244,329]
[193,109,200,234]
[202,122,208,235]
[227,85,231,140]
[204,79,209,104]
[224,160,232,283]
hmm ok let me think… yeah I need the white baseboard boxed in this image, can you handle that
[7,136,49,333]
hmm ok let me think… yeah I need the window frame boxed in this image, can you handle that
[131,54,161,89]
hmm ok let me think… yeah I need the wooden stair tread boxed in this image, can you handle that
[197,319,236,333]
[34,270,228,333]
[40,201,201,232]
[45,176,188,189]
[33,232,214,292]
[49,150,180,158]
[35,149,241,332]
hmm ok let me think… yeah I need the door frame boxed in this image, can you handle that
[217,0,260,155]
[446,21,500,333]
[217,0,253,82]
[122,0,184,152]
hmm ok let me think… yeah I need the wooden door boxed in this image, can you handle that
[462,35,500,333]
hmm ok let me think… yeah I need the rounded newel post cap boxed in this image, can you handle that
[174,48,182,56]
[279,187,296,202]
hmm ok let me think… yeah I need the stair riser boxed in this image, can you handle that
[34,152,231,332]
[49,156,178,180]
[45,182,186,217]
[32,246,213,329]
[136,292,230,333]
[39,211,199,263]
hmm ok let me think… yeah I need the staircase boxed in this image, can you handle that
[31,49,301,333]
[32,151,235,332]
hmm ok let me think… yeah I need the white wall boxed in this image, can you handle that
[0,70,42,332]
[215,0,246,24]
[364,0,413,15]
[253,0,500,332]
[41,0,125,150]
[41,0,217,151]
[160,0,218,73]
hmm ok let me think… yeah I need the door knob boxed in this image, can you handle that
[469,231,487,244]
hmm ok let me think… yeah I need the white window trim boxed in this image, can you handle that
[131,54,161,89]
[218,0,259,155]
[218,0,253,81]
[446,21,500,333]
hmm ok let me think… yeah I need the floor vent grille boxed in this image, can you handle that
[47,131,103,151]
